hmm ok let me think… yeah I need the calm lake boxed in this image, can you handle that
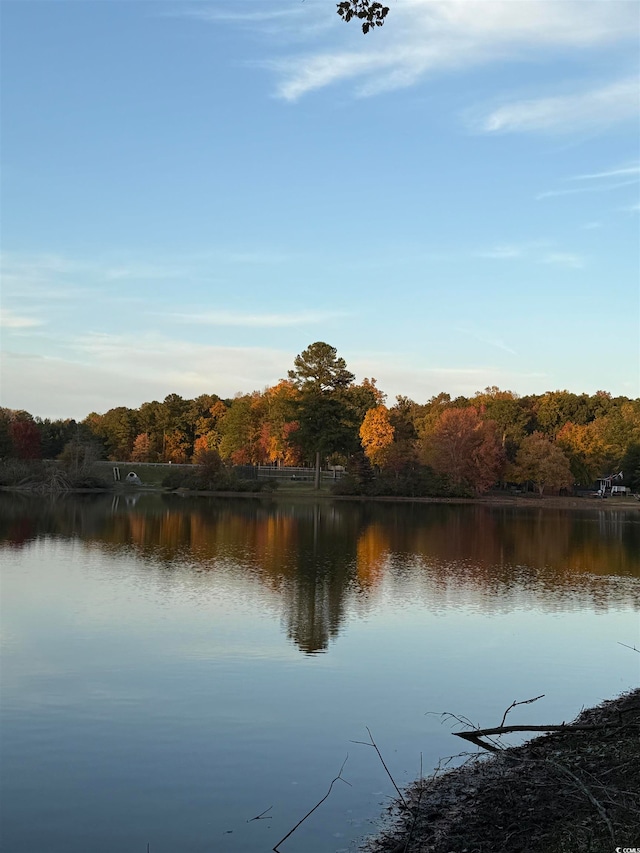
[1,493,639,853]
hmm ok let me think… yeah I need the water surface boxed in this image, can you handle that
[1,493,638,852]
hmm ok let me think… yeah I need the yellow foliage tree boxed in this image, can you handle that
[359,405,395,467]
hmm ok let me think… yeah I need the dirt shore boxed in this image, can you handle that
[361,689,640,853]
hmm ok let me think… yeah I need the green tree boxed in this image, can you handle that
[621,443,640,492]
[474,388,530,455]
[293,392,360,481]
[288,341,355,393]
[89,406,138,460]
[288,343,357,487]
[37,418,79,459]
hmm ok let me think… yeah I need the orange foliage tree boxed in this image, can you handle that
[424,406,505,494]
[131,432,154,462]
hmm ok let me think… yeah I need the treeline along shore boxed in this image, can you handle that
[2,342,639,498]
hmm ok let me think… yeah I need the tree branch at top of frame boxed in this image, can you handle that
[336,0,390,34]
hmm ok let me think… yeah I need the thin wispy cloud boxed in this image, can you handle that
[455,325,518,356]
[477,245,524,259]
[246,0,639,100]
[479,77,639,135]
[175,2,335,42]
[171,309,346,327]
[536,179,639,200]
[541,252,584,270]
[65,333,295,401]
[570,164,640,181]
[0,309,45,329]
[183,8,302,25]
[104,264,186,281]
[477,242,585,269]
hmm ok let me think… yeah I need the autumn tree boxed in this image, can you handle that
[137,400,164,458]
[259,381,303,466]
[510,432,574,496]
[9,417,42,460]
[159,394,190,460]
[131,432,154,462]
[163,430,189,464]
[416,392,454,444]
[424,406,505,494]
[0,409,12,458]
[556,422,605,485]
[218,393,267,465]
[360,405,395,467]
[193,399,228,455]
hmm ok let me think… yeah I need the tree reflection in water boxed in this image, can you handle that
[1,493,638,653]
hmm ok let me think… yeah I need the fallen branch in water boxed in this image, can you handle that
[618,641,640,653]
[453,721,627,753]
[249,805,272,821]
[272,755,351,852]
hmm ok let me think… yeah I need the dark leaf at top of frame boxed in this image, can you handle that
[337,0,390,32]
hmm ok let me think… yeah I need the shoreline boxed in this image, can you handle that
[362,688,640,853]
[2,484,639,512]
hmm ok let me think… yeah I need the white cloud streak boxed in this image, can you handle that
[476,242,585,269]
[0,309,45,329]
[255,0,638,101]
[171,309,347,327]
[570,164,640,181]
[541,252,584,270]
[479,77,639,134]
[1,338,295,419]
[536,178,639,200]
[454,325,518,355]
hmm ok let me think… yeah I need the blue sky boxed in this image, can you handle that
[1,0,639,420]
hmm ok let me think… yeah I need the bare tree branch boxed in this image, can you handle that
[500,694,545,727]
